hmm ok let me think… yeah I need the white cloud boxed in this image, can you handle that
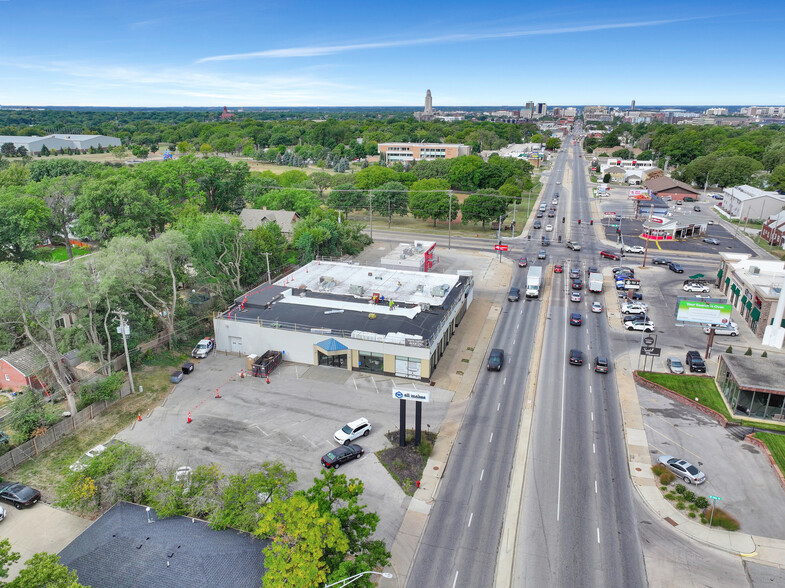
[196,18,701,62]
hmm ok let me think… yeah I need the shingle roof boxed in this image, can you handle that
[644,176,700,195]
[0,343,54,376]
[240,209,299,234]
[59,502,268,588]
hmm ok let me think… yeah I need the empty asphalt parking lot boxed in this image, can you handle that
[115,353,453,544]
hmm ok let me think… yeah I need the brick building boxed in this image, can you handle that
[760,210,785,247]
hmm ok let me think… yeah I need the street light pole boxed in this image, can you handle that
[448,190,453,250]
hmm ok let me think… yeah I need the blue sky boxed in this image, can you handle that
[1,0,784,107]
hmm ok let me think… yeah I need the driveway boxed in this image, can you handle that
[115,356,452,546]
[638,385,785,538]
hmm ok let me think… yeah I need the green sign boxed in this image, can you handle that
[689,274,705,279]
[676,299,733,325]
[709,495,721,501]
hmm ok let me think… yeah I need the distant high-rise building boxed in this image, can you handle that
[631,100,636,111]
[705,107,729,116]
[535,103,547,117]
[524,101,534,118]
[424,89,433,116]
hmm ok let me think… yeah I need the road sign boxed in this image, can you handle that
[623,279,641,289]
[392,388,431,403]
[639,347,661,356]
[494,244,508,251]
[709,495,721,501]
[643,336,655,346]
[603,212,616,216]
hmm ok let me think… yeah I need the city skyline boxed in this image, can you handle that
[1,0,784,107]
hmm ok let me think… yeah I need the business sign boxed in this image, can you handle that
[675,299,733,326]
[604,211,616,216]
[392,388,431,403]
[628,189,645,198]
[649,216,665,224]
[639,347,662,357]
[494,244,509,251]
[624,279,641,289]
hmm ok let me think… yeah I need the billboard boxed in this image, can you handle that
[675,299,733,325]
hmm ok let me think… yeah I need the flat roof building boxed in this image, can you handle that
[378,143,471,162]
[213,261,473,381]
[720,185,785,221]
[0,134,120,154]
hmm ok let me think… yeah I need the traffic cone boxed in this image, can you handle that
[187,412,192,424]
[240,370,245,379]
[266,375,270,384]
[416,480,420,489]
[138,412,142,422]
[215,389,221,399]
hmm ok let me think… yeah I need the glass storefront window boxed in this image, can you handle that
[359,352,384,373]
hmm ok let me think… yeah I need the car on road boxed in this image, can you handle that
[570,312,582,325]
[703,237,720,245]
[600,250,621,260]
[591,301,603,313]
[191,337,215,359]
[0,482,41,509]
[683,283,710,293]
[570,291,582,303]
[686,350,706,373]
[554,264,563,273]
[666,357,685,374]
[657,455,706,484]
[569,349,583,366]
[624,245,645,254]
[668,262,684,273]
[321,444,364,469]
[621,302,648,314]
[704,322,739,336]
[652,257,671,265]
[541,236,551,246]
[566,240,581,251]
[518,257,528,268]
[552,199,558,205]
[693,205,701,212]
[536,211,544,218]
[533,220,542,229]
[625,319,655,332]
[487,348,504,371]
[545,224,553,232]
[538,250,546,259]
[586,266,599,276]
[594,356,610,374]
[547,211,555,218]
[569,268,581,279]
[508,287,521,302]
[334,418,372,445]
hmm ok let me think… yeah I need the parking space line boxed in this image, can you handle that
[645,410,696,438]
[248,424,269,436]
[353,377,357,391]
[644,423,702,460]
[303,435,320,448]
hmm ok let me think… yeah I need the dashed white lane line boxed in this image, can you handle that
[480,469,484,481]
[452,571,459,588]
[468,512,474,528]
[489,433,494,444]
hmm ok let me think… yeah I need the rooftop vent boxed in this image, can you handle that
[750,266,760,275]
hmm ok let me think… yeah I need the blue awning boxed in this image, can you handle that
[316,338,348,352]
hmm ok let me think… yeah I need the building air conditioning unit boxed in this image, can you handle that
[750,266,760,275]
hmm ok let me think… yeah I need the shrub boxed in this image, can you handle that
[704,508,740,531]
[683,490,696,502]
[762,351,768,358]
[700,515,707,524]
[674,484,686,495]
[417,440,433,460]
[664,492,676,501]
[77,372,125,410]
[694,496,709,509]
[689,512,697,518]
[659,471,676,485]
[726,346,733,354]
[676,501,686,510]
[744,347,752,356]
[651,464,665,476]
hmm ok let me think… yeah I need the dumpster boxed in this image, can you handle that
[170,371,184,384]
[182,362,195,375]
[252,350,283,378]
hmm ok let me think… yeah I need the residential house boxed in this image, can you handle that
[761,210,785,247]
[0,344,51,393]
[604,166,626,183]
[239,209,300,237]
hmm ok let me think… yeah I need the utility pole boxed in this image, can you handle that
[448,191,453,250]
[263,252,271,284]
[369,192,373,240]
[511,197,517,238]
[114,310,136,396]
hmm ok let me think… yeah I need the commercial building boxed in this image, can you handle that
[705,107,729,116]
[380,241,437,272]
[716,354,785,422]
[719,185,785,221]
[0,134,121,154]
[643,176,701,201]
[716,253,785,342]
[378,142,471,162]
[212,261,474,381]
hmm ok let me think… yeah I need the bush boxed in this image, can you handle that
[417,440,433,460]
[77,372,125,410]
[762,351,768,358]
[659,471,676,485]
[704,508,740,531]
[689,512,697,518]
[674,484,686,495]
[676,501,686,510]
[694,496,709,509]
[6,389,61,441]
[664,492,676,501]
[744,347,752,356]
[726,346,733,354]
[683,490,696,502]
[651,464,665,476]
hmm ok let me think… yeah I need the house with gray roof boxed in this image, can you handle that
[239,208,300,236]
[721,185,785,221]
[0,344,52,393]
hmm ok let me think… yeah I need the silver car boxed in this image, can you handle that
[657,455,706,484]
[666,357,685,374]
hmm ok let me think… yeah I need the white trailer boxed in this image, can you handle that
[526,266,543,298]
[588,272,603,293]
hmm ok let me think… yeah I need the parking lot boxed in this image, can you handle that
[115,354,453,544]
[639,385,785,538]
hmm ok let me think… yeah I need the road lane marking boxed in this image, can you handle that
[504,377,507,386]
[591,411,594,421]
[557,292,568,522]
[589,385,592,394]
[352,377,357,391]
[489,433,494,443]
[480,469,484,481]
[595,480,598,493]
[452,571,459,588]
[372,377,378,393]
[468,512,473,527]
[597,527,601,543]
[645,424,702,460]
[593,443,596,454]
[497,403,501,411]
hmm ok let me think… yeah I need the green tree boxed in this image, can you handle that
[447,155,485,191]
[39,144,50,156]
[131,145,149,160]
[531,133,545,144]
[602,173,611,184]
[255,187,321,217]
[256,494,348,588]
[110,145,128,159]
[355,165,397,190]
[611,148,633,160]
[4,385,58,441]
[278,169,309,187]
[42,175,82,260]
[637,149,653,161]
[711,156,763,188]
[409,179,458,226]
[0,187,52,262]
[176,141,192,154]
[461,190,508,228]
[545,137,561,151]
[1,143,15,158]
[0,539,21,579]
[769,164,785,192]
[372,181,409,225]
[0,163,30,188]
[308,172,333,197]
[326,184,364,213]
[188,157,250,212]
[8,552,85,588]
[410,158,452,180]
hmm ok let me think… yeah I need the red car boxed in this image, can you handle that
[600,250,621,260]
[554,264,563,273]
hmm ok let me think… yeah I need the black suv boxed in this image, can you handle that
[508,287,520,302]
[685,350,706,373]
[569,349,583,366]
[488,349,504,371]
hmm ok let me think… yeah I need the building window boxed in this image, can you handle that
[56,317,66,329]
[358,351,384,374]
[4,374,9,382]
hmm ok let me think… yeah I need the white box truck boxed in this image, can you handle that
[588,272,603,293]
[526,266,543,298]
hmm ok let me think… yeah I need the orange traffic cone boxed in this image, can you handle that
[215,389,221,399]
[187,412,192,424]
[240,370,245,379]
[138,412,142,422]
[266,375,270,384]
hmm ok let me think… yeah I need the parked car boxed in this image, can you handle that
[685,350,706,373]
[191,337,215,359]
[652,257,671,265]
[334,418,371,445]
[666,357,685,374]
[618,290,644,300]
[508,287,521,302]
[518,257,528,268]
[591,301,603,313]
[625,319,655,332]
[554,264,563,273]
[0,505,5,522]
[612,266,635,276]
[487,348,504,371]
[703,237,719,245]
[657,455,706,484]
[594,356,610,373]
[704,322,739,336]
[600,250,621,260]
[570,291,582,303]
[321,444,364,469]
[683,283,710,293]
[569,349,583,366]
[621,302,648,314]
[668,262,684,273]
[570,312,582,326]
[0,482,41,509]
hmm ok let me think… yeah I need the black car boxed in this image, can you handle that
[612,266,635,276]
[685,350,706,373]
[536,211,544,218]
[508,287,520,302]
[533,220,542,229]
[569,349,583,366]
[624,312,648,323]
[668,262,684,273]
[0,482,41,509]
[652,257,671,265]
[542,236,551,246]
[321,444,364,469]
[594,356,610,373]
[618,291,644,300]
[586,266,599,277]
[571,279,583,290]
[487,348,504,371]
[570,312,582,326]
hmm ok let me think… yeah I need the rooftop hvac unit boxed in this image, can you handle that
[349,284,365,296]
[750,266,760,275]
[419,303,431,311]
[416,284,425,293]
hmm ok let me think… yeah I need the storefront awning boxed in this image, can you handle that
[717,268,723,279]
[751,307,761,321]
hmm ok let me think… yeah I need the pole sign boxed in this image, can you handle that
[709,495,721,501]
[604,211,616,216]
[639,347,661,357]
[393,388,431,403]
[494,244,509,251]
[623,279,641,290]
[676,299,733,325]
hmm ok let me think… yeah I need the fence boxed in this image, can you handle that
[0,382,133,476]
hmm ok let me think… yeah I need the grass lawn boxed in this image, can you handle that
[638,372,732,420]
[754,432,785,478]
[48,246,92,263]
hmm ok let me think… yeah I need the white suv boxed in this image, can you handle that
[621,302,648,314]
[624,245,645,254]
[334,418,372,445]
[683,283,710,293]
[703,322,738,336]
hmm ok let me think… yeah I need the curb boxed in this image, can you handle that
[632,372,734,427]
[745,433,785,493]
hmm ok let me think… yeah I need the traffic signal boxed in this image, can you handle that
[590,220,593,225]
[562,217,565,223]
[578,219,581,225]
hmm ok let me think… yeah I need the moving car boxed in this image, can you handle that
[624,245,645,254]
[321,444,364,469]
[533,220,542,229]
[566,240,581,251]
[652,257,671,265]
[703,322,739,336]
[569,268,581,279]
[657,455,706,484]
[591,301,603,313]
[600,250,621,260]
[570,291,582,303]
[191,337,215,359]
[0,482,41,509]
[545,224,553,232]
[625,319,655,332]
[518,257,528,268]
[594,356,610,373]
[542,236,551,246]
[694,205,701,212]
[666,357,685,374]
[703,237,719,245]
[508,287,521,302]
[487,348,504,371]
[554,264,563,273]
[536,211,544,218]
[571,279,583,290]
[586,266,599,276]
[621,302,648,314]
[569,349,583,366]
[668,262,684,273]
[538,250,546,259]
[570,312,582,325]
[683,283,710,293]
[334,418,371,445]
